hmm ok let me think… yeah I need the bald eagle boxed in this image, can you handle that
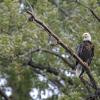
[76,32,94,78]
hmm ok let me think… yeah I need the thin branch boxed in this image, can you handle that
[51,0,100,22]
[89,8,100,22]
[19,48,40,58]
[40,48,74,69]
[76,1,100,22]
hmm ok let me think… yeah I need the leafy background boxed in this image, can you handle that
[0,0,100,100]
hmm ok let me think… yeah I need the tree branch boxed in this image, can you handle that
[76,1,100,22]
[19,47,74,69]
[28,60,59,76]
[28,60,74,86]
[26,10,97,90]
[40,48,74,69]
[20,47,93,92]
[51,0,100,22]
[89,8,100,22]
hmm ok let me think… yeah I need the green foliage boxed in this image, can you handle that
[0,0,100,99]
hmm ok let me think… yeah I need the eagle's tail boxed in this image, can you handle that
[76,64,82,77]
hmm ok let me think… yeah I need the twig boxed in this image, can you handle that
[76,1,100,22]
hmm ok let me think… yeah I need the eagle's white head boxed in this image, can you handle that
[82,32,91,41]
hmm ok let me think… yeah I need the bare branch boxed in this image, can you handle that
[26,10,97,89]
[40,48,74,69]
[19,47,74,69]
[51,0,100,22]
[76,1,100,22]
[89,8,100,22]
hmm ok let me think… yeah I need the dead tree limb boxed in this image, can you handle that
[26,10,97,90]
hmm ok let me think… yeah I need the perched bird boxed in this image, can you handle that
[76,32,94,78]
